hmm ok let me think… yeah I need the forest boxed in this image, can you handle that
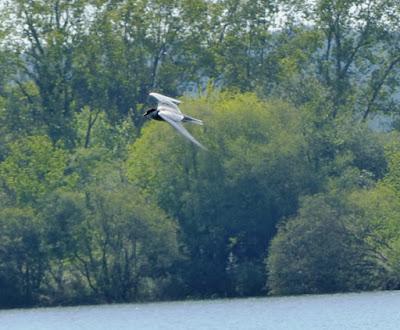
[0,0,400,308]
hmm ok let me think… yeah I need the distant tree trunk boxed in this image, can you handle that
[84,110,99,148]
[363,56,400,121]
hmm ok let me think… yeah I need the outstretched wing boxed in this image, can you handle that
[149,92,182,114]
[149,92,181,105]
[159,111,206,150]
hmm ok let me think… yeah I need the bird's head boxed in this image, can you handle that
[143,108,157,117]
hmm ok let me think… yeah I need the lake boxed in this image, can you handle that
[0,291,399,330]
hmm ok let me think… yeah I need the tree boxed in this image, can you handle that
[279,0,400,118]
[72,0,212,127]
[0,207,47,307]
[0,135,73,205]
[344,143,400,289]
[206,0,277,91]
[349,184,400,290]
[70,186,180,302]
[126,92,315,297]
[266,190,386,295]
[2,0,91,147]
[39,191,89,305]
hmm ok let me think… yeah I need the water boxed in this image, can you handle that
[1,291,400,330]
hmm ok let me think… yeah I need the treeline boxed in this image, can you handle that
[0,0,400,308]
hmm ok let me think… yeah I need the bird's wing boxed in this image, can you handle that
[150,92,181,105]
[149,92,182,114]
[158,111,206,150]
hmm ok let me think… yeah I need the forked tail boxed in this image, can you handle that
[183,115,203,125]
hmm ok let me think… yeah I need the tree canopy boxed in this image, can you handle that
[0,0,400,307]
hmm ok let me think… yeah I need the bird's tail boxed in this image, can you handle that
[183,115,203,125]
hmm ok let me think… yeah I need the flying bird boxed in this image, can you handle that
[144,92,206,150]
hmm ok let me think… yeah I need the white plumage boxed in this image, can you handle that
[144,92,206,150]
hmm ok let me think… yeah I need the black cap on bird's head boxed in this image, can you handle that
[143,108,156,117]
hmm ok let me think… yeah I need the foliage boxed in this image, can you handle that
[345,145,400,289]
[126,92,316,296]
[0,0,399,308]
[266,190,387,295]
[40,187,180,303]
[0,136,73,204]
[278,0,400,118]
[349,184,400,289]
[0,207,46,307]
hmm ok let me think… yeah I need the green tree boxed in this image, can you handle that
[39,191,89,305]
[349,184,400,289]
[0,207,47,307]
[0,135,73,205]
[207,0,277,91]
[126,92,315,297]
[279,0,400,118]
[70,186,180,302]
[72,0,212,127]
[266,189,386,295]
[344,144,400,289]
[2,0,90,146]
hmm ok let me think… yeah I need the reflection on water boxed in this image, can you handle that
[0,291,399,330]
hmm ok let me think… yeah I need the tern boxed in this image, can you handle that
[144,92,206,150]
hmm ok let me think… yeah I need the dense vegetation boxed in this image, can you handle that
[0,0,400,308]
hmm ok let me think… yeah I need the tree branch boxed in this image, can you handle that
[362,56,400,120]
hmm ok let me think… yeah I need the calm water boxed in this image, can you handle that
[1,291,400,330]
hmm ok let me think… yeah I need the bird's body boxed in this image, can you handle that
[144,92,206,149]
